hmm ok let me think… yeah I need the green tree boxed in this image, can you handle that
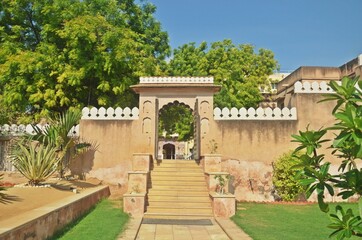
[168,40,279,108]
[292,77,362,239]
[0,0,170,121]
[159,104,194,141]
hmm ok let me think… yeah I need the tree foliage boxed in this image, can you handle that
[167,40,279,108]
[292,77,362,239]
[158,104,193,141]
[0,0,170,121]
[272,151,305,201]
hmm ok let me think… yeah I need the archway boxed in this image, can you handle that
[131,76,221,160]
[157,101,195,160]
[162,143,175,159]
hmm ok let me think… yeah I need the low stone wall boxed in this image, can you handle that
[0,185,110,240]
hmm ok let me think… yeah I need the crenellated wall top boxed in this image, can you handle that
[0,124,79,137]
[139,76,214,84]
[293,81,335,93]
[214,107,297,120]
[81,107,139,120]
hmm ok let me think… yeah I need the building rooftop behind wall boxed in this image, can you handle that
[276,54,362,93]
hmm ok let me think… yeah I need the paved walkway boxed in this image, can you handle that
[118,217,252,240]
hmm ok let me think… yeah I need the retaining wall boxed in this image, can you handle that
[0,186,110,240]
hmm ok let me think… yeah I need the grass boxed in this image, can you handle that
[50,199,129,240]
[232,202,360,240]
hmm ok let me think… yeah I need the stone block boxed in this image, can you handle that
[132,153,152,171]
[210,192,235,218]
[203,154,222,172]
[128,171,148,193]
[123,193,146,216]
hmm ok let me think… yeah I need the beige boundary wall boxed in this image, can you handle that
[0,186,110,240]
[73,58,361,202]
[74,91,337,202]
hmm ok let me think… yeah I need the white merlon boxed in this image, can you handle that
[294,81,335,93]
[0,124,79,137]
[213,107,297,120]
[139,76,214,84]
[81,107,139,120]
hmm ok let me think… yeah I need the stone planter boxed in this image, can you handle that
[209,192,236,218]
[123,193,146,216]
[203,154,222,172]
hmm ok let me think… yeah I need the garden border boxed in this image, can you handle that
[0,185,110,240]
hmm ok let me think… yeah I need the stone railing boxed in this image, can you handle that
[139,76,214,84]
[214,107,297,120]
[81,107,139,120]
[294,81,335,93]
[0,124,79,137]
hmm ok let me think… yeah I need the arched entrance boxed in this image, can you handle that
[131,77,221,160]
[157,101,194,160]
[163,143,175,159]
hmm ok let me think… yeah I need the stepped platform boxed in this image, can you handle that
[144,160,213,220]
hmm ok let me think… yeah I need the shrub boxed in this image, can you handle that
[272,151,305,201]
[10,142,60,186]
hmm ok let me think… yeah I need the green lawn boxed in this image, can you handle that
[232,202,360,240]
[50,199,129,240]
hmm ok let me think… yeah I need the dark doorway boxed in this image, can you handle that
[163,143,176,159]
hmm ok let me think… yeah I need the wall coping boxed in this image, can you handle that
[214,107,297,120]
[209,192,235,198]
[140,76,214,84]
[81,107,139,120]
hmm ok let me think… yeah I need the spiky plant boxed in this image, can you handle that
[11,142,59,186]
[32,109,89,178]
[0,173,6,199]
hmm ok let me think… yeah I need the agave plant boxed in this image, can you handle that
[11,142,59,186]
[0,173,6,199]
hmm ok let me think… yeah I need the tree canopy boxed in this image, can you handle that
[0,0,170,121]
[167,40,279,108]
[158,104,193,141]
[0,1,280,124]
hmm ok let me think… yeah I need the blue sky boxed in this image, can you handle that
[149,0,362,72]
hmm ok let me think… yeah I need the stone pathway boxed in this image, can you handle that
[118,217,253,240]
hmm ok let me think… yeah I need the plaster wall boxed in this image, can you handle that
[71,120,138,192]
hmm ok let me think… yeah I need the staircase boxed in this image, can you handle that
[144,160,213,219]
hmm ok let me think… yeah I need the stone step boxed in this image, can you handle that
[148,189,208,196]
[151,171,203,176]
[149,180,207,187]
[147,201,211,208]
[153,161,201,168]
[150,175,205,181]
[146,207,213,215]
[146,159,212,219]
[147,195,210,201]
[143,213,213,220]
[149,185,207,190]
